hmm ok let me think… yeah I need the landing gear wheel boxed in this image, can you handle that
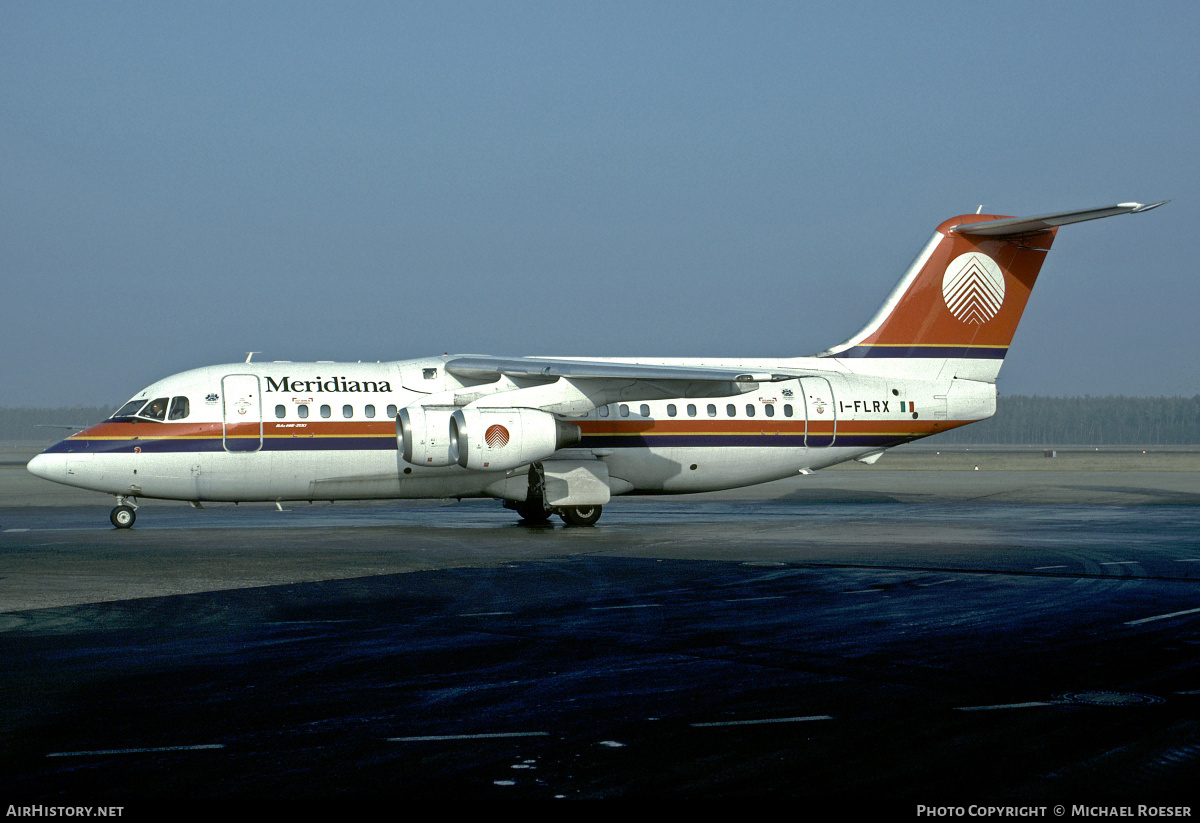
[559,505,602,527]
[515,501,553,523]
[110,505,136,529]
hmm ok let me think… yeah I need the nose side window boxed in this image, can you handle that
[140,398,170,421]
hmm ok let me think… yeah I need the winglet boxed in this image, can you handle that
[951,201,1167,237]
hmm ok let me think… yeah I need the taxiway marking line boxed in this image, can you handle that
[691,715,833,727]
[48,744,224,757]
[1125,606,1200,626]
[954,702,1057,711]
[388,732,550,742]
[591,604,661,611]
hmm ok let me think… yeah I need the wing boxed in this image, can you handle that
[445,355,790,384]
[438,355,796,415]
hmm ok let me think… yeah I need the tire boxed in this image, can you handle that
[110,505,136,529]
[515,501,553,523]
[559,505,602,527]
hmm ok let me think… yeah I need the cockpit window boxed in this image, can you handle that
[139,398,170,421]
[112,396,189,421]
[112,399,148,418]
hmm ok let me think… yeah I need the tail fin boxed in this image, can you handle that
[821,202,1165,382]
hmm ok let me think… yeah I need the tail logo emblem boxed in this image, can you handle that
[942,253,1005,324]
[484,424,510,449]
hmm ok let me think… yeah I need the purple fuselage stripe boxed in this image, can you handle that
[838,345,1007,359]
[45,432,915,454]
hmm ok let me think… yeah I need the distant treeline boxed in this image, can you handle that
[932,395,1200,445]
[2,396,1198,445]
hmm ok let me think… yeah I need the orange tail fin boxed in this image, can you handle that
[822,202,1165,382]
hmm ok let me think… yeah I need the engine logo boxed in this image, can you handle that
[942,252,1005,324]
[484,424,510,449]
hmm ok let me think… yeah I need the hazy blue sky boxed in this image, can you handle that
[3,1,1196,407]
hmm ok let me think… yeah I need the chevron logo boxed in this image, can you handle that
[942,252,1005,324]
[484,424,510,449]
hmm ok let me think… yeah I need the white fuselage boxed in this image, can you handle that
[28,355,995,504]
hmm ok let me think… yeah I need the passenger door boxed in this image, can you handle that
[221,374,263,452]
[799,377,836,447]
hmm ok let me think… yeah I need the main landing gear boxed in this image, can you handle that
[504,465,603,526]
[110,496,137,529]
[559,505,602,526]
[508,500,603,527]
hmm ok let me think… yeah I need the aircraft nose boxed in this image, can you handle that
[27,452,63,481]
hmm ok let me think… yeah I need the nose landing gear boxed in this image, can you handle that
[110,496,137,529]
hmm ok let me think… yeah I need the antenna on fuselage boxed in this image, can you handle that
[245,352,259,363]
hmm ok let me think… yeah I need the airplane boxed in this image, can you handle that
[27,201,1165,529]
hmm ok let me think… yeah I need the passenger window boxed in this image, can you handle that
[275,405,286,419]
[343,404,353,419]
[365,404,376,418]
[784,404,793,417]
[298,404,309,419]
[320,405,331,418]
[168,396,190,420]
[687,404,697,417]
[765,404,775,417]
[619,404,629,417]
[141,398,169,421]
[667,404,677,417]
[727,404,736,417]
[640,404,650,417]
[387,405,397,418]
[745,404,756,418]
[599,405,610,418]
[707,404,717,417]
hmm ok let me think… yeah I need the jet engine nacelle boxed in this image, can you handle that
[451,407,581,472]
[397,405,458,466]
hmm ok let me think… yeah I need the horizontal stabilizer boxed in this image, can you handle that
[951,201,1167,237]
